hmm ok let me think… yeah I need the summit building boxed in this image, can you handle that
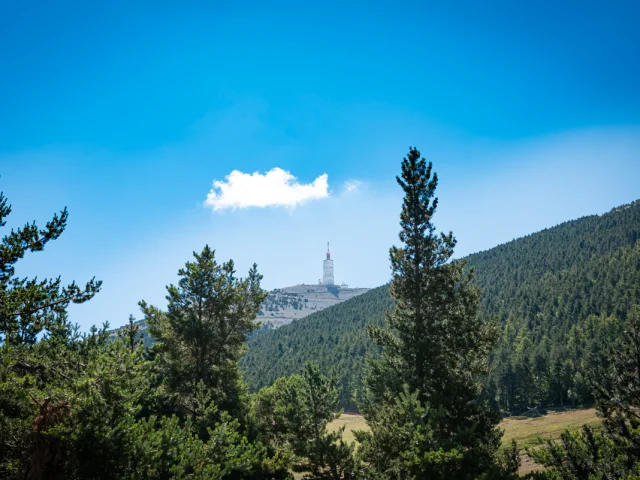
[322,242,335,286]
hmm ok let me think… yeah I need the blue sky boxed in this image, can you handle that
[1,0,639,331]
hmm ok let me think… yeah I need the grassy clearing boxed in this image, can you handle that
[501,408,602,475]
[327,414,369,444]
[329,408,601,448]
[500,408,601,449]
[327,408,602,475]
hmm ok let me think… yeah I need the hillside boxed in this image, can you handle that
[240,200,640,410]
[258,284,370,327]
[110,284,369,344]
[241,284,393,409]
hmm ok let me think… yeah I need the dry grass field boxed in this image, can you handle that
[326,408,602,475]
[500,408,601,449]
[327,414,370,444]
[501,408,602,474]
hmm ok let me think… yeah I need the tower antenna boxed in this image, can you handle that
[322,241,334,285]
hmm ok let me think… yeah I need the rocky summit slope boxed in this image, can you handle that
[109,284,370,344]
[258,284,370,327]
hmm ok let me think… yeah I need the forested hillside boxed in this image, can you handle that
[241,285,393,410]
[241,200,640,411]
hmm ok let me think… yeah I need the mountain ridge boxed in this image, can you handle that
[110,283,370,343]
[258,284,370,327]
[240,200,640,411]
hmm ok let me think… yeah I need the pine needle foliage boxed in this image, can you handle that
[357,148,506,478]
[253,362,359,479]
[0,192,100,346]
[141,245,268,425]
[529,305,640,479]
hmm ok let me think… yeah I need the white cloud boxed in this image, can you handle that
[205,168,329,210]
[344,180,361,193]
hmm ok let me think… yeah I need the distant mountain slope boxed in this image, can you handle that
[469,200,640,331]
[110,284,369,344]
[258,285,369,327]
[241,285,393,409]
[240,200,640,411]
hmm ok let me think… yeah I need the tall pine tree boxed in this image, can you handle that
[357,148,505,478]
[141,245,267,425]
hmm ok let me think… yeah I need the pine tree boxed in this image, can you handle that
[118,314,142,351]
[141,245,267,423]
[253,362,358,479]
[0,192,101,345]
[357,148,504,478]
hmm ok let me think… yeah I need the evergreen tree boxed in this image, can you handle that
[0,189,297,479]
[253,362,358,479]
[141,245,267,424]
[357,148,504,478]
[118,314,142,352]
[0,192,100,345]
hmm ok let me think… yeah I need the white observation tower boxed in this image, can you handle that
[323,242,335,286]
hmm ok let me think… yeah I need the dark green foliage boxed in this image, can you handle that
[242,285,393,410]
[355,386,463,478]
[0,322,148,479]
[141,245,267,422]
[118,314,143,351]
[253,363,359,479]
[0,313,286,479]
[241,199,640,413]
[0,193,101,345]
[124,414,264,479]
[529,306,640,479]
[356,148,503,478]
[0,190,285,479]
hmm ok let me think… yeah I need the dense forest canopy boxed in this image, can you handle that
[241,200,640,411]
